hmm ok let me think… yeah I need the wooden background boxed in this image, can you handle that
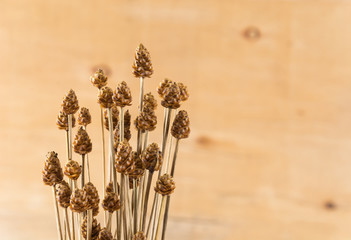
[1,0,351,239]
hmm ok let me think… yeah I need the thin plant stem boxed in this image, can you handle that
[138,172,146,231]
[150,193,160,240]
[64,208,72,240]
[120,107,124,142]
[155,196,166,240]
[124,177,133,239]
[133,179,138,235]
[53,186,63,240]
[145,192,158,237]
[100,108,106,199]
[68,115,73,160]
[81,155,85,188]
[161,139,180,240]
[106,212,112,232]
[69,179,76,240]
[83,126,91,182]
[121,175,128,240]
[159,109,172,178]
[141,171,153,231]
[143,131,148,152]
[86,209,92,240]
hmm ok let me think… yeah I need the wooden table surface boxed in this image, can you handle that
[1,0,351,239]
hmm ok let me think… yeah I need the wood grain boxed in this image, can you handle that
[1,0,351,239]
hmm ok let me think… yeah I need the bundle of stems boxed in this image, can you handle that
[42,43,190,240]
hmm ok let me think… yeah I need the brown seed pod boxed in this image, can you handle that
[61,89,79,115]
[143,92,157,110]
[102,192,121,213]
[98,228,113,240]
[142,143,162,173]
[134,106,157,132]
[56,180,71,208]
[177,82,189,102]
[129,151,145,180]
[132,231,146,240]
[161,82,181,109]
[73,127,92,155]
[157,79,173,98]
[70,189,87,213]
[81,216,101,240]
[105,182,114,194]
[64,160,82,180]
[90,69,108,89]
[98,86,114,109]
[42,151,63,186]
[83,182,100,210]
[171,110,190,139]
[112,81,132,107]
[57,110,76,130]
[78,107,92,126]
[132,43,153,78]
[115,140,134,174]
[93,205,99,217]
[154,174,176,196]
[104,105,119,130]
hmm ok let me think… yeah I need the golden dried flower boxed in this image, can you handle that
[132,43,153,78]
[57,111,76,130]
[134,106,157,132]
[129,152,145,180]
[61,89,79,115]
[143,92,157,110]
[98,86,114,109]
[90,69,108,89]
[115,140,134,174]
[98,228,113,240]
[104,105,119,130]
[42,151,63,186]
[171,110,190,139]
[81,216,101,240]
[70,189,87,213]
[142,143,162,173]
[64,160,81,180]
[132,231,146,240]
[157,79,173,98]
[102,192,121,213]
[78,107,92,126]
[56,180,71,208]
[177,82,189,102]
[83,182,100,210]
[155,174,176,196]
[73,127,92,155]
[112,81,132,107]
[161,82,181,109]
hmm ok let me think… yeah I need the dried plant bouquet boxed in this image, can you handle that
[42,44,190,240]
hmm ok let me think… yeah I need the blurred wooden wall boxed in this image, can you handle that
[1,0,351,239]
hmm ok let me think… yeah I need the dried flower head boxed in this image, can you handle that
[132,43,153,78]
[134,106,157,132]
[64,160,82,180]
[93,205,99,217]
[83,182,100,210]
[177,82,189,102]
[143,92,157,110]
[61,89,79,115]
[142,143,162,173]
[155,174,176,196]
[102,192,121,213]
[171,110,190,139]
[98,86,114,109]
[57,111,76,130]
[161,82,181,109]
[73,127,92,155]
[98,228,113,240]
[132,231,146,240]
[105,182,114,194]
[112,81,132,107]
[81,216,101,240]
[90,69,108,89]
[157,79,173,98]
[70,189,87,213]
[56,180,71,208]
[129,152,145,180]
[42,151,63,186]
[104,105,119,130]
[115,140,134,174]
[78,107,92,126]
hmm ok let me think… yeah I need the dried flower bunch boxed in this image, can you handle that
[42,43,190,240]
